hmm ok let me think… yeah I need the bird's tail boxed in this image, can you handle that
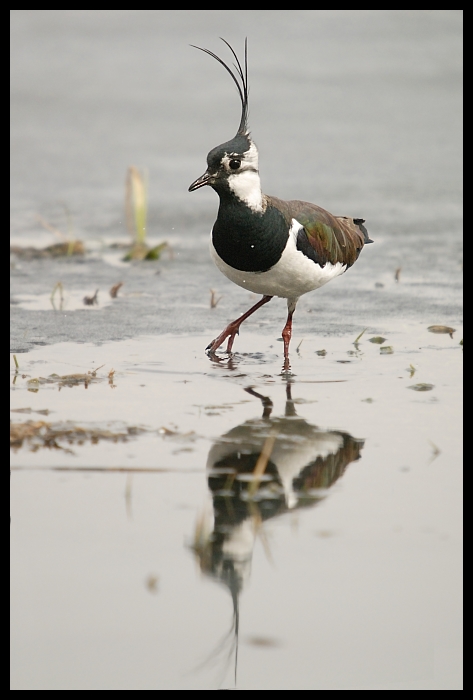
[353,218,373,244]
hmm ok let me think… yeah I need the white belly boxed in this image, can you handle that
[210,218,346,300]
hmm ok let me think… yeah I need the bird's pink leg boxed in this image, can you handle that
[281,309,294,372]
[206,295,273,354]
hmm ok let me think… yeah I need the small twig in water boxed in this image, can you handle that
[36,214,64,240]
[50,281,64,309]
[210,289,222,308]
[125,473,133,519]
[109,282,123,298]
[428,440,441,464]
[83,290,99,306]
[88,364,105,378]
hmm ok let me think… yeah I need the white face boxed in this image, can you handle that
[222,142,263,212]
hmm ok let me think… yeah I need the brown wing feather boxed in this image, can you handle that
[267,196,368,268]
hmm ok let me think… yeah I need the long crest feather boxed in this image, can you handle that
[190,38,249,135]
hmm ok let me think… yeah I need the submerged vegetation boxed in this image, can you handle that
[10,173,169,263]
[11,211,84,259]
[10,419,147,453]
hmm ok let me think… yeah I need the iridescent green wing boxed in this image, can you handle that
[268,197,369,268]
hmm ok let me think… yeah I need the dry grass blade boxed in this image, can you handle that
[354,328,367,345]
[124,167,168,261]
[124,166,149,259]
[126,166,148,245]
[50,281,64,310]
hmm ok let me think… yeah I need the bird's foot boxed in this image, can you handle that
[280,368,295,379]
[205,326,239,355]
[205,339,219,353]
[280,355,294,377]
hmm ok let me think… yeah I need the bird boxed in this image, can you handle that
[189,39,372,372]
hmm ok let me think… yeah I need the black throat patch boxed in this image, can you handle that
[212,199,289,272]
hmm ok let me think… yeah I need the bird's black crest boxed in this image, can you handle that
[191,38,249,136]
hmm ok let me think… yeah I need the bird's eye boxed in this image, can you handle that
[229,159,241,170]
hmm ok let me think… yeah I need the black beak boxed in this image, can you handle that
[188,170,212,192]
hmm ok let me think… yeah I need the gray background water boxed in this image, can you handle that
[10,11,462,690]
[11,10,462,352]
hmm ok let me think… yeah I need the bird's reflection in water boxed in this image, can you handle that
[191,382,364,687]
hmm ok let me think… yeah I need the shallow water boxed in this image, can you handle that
[10,329,463,689]
[11,10,462,690]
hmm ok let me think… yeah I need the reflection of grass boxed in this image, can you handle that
[124,166,167,261]
[248,429,279,499]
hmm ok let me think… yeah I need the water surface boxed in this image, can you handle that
[10,10,462,690]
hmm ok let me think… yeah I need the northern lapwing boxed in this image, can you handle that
[189,39,372,371]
